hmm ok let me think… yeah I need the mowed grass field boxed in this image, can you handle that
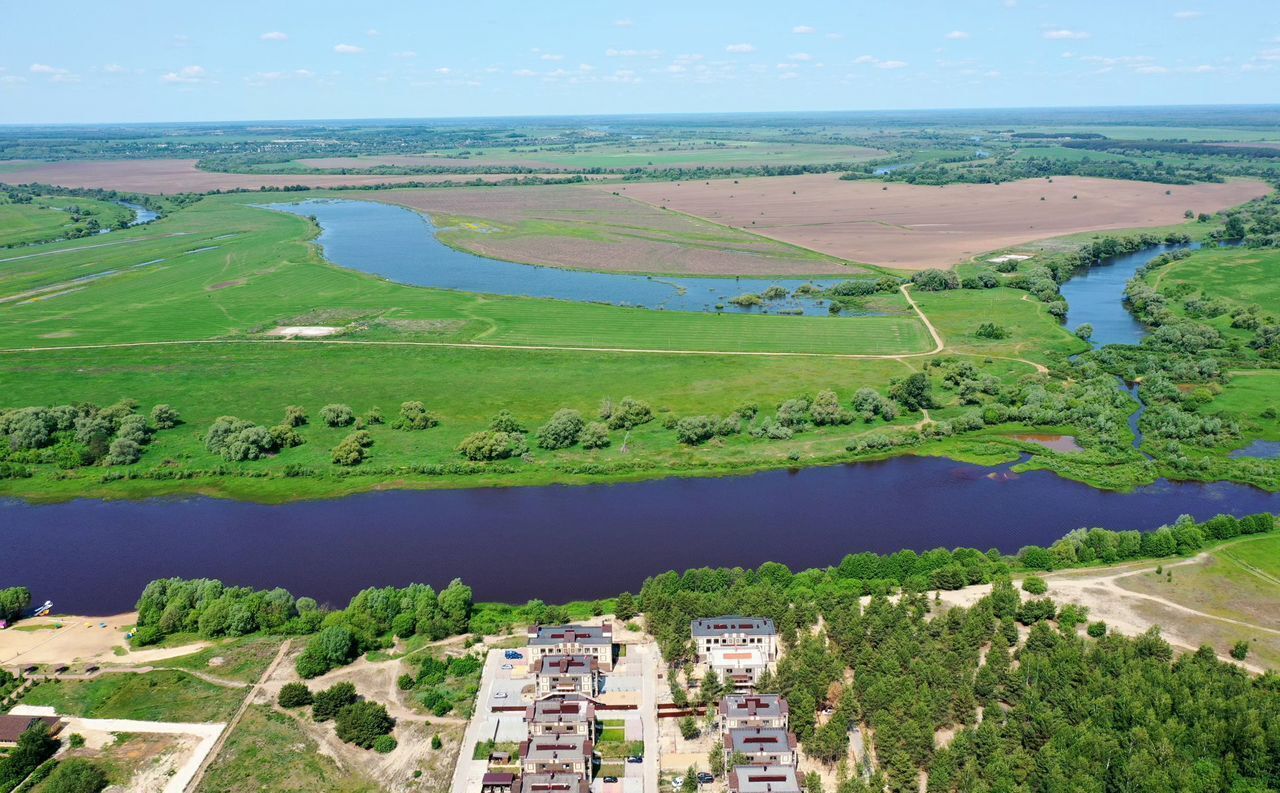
[20,670,244,722]
[0,196,925,354]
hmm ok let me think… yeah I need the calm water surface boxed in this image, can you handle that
[3,456,1278,615]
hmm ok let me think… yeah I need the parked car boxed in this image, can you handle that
[603,776,618,783]
[494,692,508,699]
[626,756,644,764]
[698,773,715,784]
[672,777,683,788]
[504,650,523,660]
[500,663,513,670]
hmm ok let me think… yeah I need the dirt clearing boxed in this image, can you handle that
[0,159,587,193]
[611,175,1272,269]
[373,185,860,275]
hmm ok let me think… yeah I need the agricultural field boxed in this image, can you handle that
[288,139,886,171]
[613,174,1272,269]
[377,185,864,275]
[0,159,583,193]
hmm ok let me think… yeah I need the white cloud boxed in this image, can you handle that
[825,32,844,40]
[853,55,907,70]
[725,43,756,53]
[294,69,314,78]
[540,53,564,61]
[876,60,908,69]
[606,48,662,58]
[0,75,26,84]
[614,18,634,28]
[776,63,797,70]
[260,31,288,41]
[788,52,813,61]
[172,34,191,47]
[792,25,815,34]
[435,67,452,75]
[1173,10,1202,19]
[366,29,380,37]
[391,51,417,59]
[854,55,877,64]
[512,68,537,77]
[1136,65,1169,74]
[1185,64,1217,73]
[160,65,207,84]
[780,71,799,79]
[29,63,68,75]
[945,31,970,40]
[103,63,128,73]
[1043,29,1090,40]
[334,44,364,54]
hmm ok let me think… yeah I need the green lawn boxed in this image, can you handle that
[158,635,283,683]
[20,670,244,722]
[0,197,132,248]
[197,705,379,792]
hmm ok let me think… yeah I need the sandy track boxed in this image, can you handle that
[610,175,1273,269]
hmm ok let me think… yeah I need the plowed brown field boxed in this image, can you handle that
[611,174,1273,269]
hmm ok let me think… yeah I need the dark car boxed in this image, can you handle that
[626,756,644,763]
[697,773,715,784]
[503,650,523,660]
[603,776,618,783]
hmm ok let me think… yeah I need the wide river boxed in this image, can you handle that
[4,203,1275,614]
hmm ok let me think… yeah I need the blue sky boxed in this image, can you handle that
[2,1,1278,123]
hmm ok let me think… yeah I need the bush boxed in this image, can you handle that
[489,410,524,433]
[269,424,305,449]
[537,408,584,450]
[41,758,108,793]
[150,404,181,429]
[105,437,142,465]
[1021,576,1048,595]
[68,733,86,749]
[605,397,653,430]
[675,416,716,445]
[335,701,396,748]
[1087,621,1107,638]
[320,404,355,427]
[204,416,276,461]
[397,673,416,691]
[311,681,358,721]
[910,269,960,291]
[975,322,1010,339]
[393,401,437,430]
[373,734,398,754]
[456,430,527,461]
[580,421,611,449]
[283,405,308,427]
[728,293,763,307]
[431,734,443,750]
[809,390,850,426]
[1017,597,1057,625]
[278,682,313,708]
[1230,640,1250,661]
[332,431,373,466]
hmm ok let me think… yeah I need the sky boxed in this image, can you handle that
[2,0,1279,124]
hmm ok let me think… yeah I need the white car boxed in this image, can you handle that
[494,692,509,699]
[501,663,514,670]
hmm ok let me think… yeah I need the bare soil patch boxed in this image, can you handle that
[373,185,858,275]
[0,159,582,193]
[610,175,1272,269]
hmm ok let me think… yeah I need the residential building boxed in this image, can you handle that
[719,695,789,733]
[0,715,63,748]
[525,694,596,737]
[728,765,802,793]
[513,773,591,793]
[691,617,778,662]
[709,646,770,690]
[481,772,516,793]
[527,624,614,672]
[533,655,599,698]
[518,735,594,777]
[724,727,798,767]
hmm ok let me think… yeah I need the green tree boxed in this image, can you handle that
[889,373,932,411]
[681,766,698,793]
[320,404,355,427]
[614,592,637,621]
[335,701,396,748]
[1230,640,1249,661]
[278,682,313,708]
[537,408,584,449]
[393,401,438,430]
[149,403,181,429]
[311,682,358,722]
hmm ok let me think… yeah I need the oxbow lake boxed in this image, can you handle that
[4,214,1275,613]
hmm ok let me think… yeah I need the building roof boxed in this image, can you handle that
[725,727,797,755]
[692,616,776,637]
[0,715,61,744]
[709,646,767,669]
[729,765,802,793]
[519,736,594,763]
[528,624,612,646]
[533,655,597,676]
[514,773,590,793]
[482,772,516,786]
[720,694,789,720]
[527,695,596,724]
